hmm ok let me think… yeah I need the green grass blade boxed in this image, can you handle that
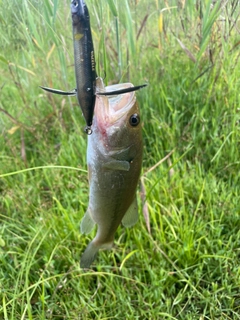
[106,0,118,17]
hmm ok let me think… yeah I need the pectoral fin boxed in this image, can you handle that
[80,209,95,234]
[122,196,139,228]
[102,160,130,171]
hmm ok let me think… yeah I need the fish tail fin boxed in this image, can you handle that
[80,241,99,269]
[80,240,114,269]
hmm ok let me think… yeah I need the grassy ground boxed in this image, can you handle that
[0,0,240,319]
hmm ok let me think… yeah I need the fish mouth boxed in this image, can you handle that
[94,80,136,128]
[106,83,136,112]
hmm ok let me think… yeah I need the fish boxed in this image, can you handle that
[40,0,147,134]
[80,77,143,269]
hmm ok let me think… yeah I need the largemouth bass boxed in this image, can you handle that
[80,77,143,268]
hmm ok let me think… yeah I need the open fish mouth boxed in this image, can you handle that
[94,79,137,128]
[106,83,136,112]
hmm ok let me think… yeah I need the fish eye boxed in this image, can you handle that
[129,113,140,127]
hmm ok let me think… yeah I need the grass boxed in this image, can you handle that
[0,0,240,319]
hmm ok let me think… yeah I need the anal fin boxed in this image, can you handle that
[122,196,139,228]
[80,209,95,234]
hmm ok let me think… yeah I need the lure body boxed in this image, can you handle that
[71,0,96,128]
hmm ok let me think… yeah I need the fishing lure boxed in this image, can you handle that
[40,0,147,134]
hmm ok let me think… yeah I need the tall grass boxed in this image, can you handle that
[1,0,240,319]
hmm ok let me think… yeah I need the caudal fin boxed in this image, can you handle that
[80,241,99,269]
[80,240,114,269]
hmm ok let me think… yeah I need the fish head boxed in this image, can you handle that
[92,78,142,154]
[71,0,89,23]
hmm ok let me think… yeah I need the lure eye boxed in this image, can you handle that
[72,0,78,7]
[129,113,140,127]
